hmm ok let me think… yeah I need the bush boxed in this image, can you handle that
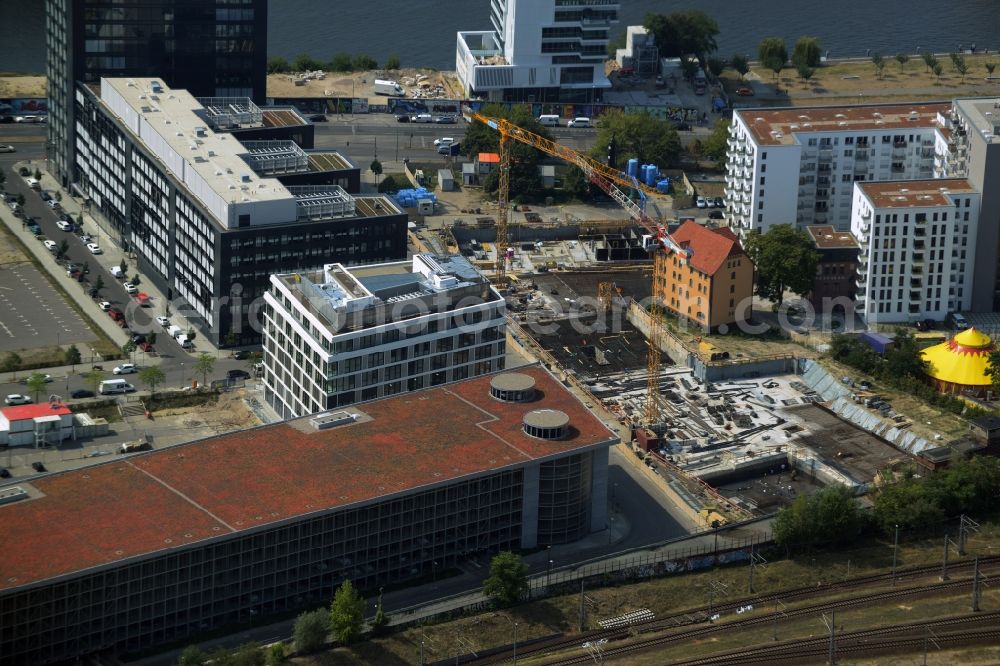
[773,485,865,551]
[377,174,402,194]
[292,609,328,654]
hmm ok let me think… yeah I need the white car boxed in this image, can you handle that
[99,301,112,311]
[0,144,15,153]
[695,196,707,209]
[56,220,73,231]
[47,200,60,210]
[113,363,137,375]
[433,137,454,146]
[125,283,138,294]
[86,243,102,255]
[4,394,32,406]
[156,316,170,327]
[43,240,57,251]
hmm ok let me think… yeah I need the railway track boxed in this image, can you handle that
[667,612,1000,665]
[472,555,1000,665]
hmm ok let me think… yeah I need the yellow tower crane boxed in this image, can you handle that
[467,109,683,424]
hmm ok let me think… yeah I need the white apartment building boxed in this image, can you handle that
[725,103,950,236]
[263,254,507,419]
[851,179,979,324]
[456,0,618,102]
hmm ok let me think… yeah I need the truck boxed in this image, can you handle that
[373,79,404,96]
[121,438,151,454]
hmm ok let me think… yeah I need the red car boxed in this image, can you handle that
[138,342,153,352]
[736,87,754,97]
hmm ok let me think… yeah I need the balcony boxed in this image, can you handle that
[893,140,907,149]
[908,290,921,303]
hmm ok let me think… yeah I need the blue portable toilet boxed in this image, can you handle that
[644,164,658,186]
[627,158,639,178]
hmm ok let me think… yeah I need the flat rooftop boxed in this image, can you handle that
[0,367,616,592]
[953,97,1000,140]
[857,178,977,208]
[736,102,950,146]
[807,225,858,249]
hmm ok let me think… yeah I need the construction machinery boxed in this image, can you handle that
[466,108,682,424]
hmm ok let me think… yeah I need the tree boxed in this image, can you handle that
[705,57,725,78]
[119,258,128,274]
[292,609,329,654]
[871,53,885,79]
[743,224,818,308]
[85,368,103,395]
[701,119,730,170]
[956,60,969,82]
[384,54,401,70]
[796,63,815,86]
[94,274,105,293]
[267,56,290,74]
[353,54,378,71]
[642,10,720,60]
[463,104,549,200]
[122,340,136,362]
[329,580,365,645]
[15,193,24,206]
[773,485,864,551]
[64,344,81,367]
[1,352,21,373]
[0,168,5,186]
[26,373,48,402]
[895,53,910,72]
[148,331,157,345]
[370,588,389,635]
[882,330,928,380]
[81,260,89,275]
[791,36,822,68]
[292,53,323,72]
[948,52,963,70]
[606,30,627,59]
[483,550,529,606]
[377,174,401,194]
[921,51,937,73]
[178,645,207,666]
[138,365,165,397]
[757,37,787,82]
[56,239,69,259]
[194,353,215,388]
[932,62,944,81]
[730,54,750,80]
[33,168,41,181]
[590,109,682,170]
[873,475,945,533]
[988,349,1000,397]
[131,273,141,286]
[369,159,383,186]
[328,53,353,72]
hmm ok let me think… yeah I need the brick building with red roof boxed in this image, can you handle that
[0,366,617,665]
[654,221,754,330]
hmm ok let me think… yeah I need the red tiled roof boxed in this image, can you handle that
[478,152,500,163]
[670,221,745,275]
[0,367,615,591]
[2,402,71,421]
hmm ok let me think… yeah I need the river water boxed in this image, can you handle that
[1,0,997,75]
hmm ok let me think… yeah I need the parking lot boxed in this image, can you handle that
[0,261,95,352]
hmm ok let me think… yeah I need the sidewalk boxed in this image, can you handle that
[22,162,223,357]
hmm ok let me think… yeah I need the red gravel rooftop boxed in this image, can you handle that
[0,367,615,591]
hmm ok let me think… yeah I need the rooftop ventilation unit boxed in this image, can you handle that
[240,173,251,183]
[309,411,358,431]
[490,373,536,402]
[0,486,28,507]
[194,126,207,138]
[150,81,163,94]
[523,409,569,440]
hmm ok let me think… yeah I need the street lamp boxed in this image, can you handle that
[497,614,518,665]
[546,545,554,587]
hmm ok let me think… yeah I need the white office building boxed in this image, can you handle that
[456,0,618,102]
[851,179,979,324]
[263,254,507,419]
[725,103,950,236]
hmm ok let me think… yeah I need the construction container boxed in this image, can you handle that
[861,331,894,355]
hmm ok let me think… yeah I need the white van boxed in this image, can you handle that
[100,379,135,395]
[567,117,591,128]
[167,324,183,339]
[25,177,40,190]
[110,265,125,279]
[411,114,433,124]
[538,114,561,127]
[177,335,193,349]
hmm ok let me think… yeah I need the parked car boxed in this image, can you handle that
[736,87,755,96]
[713,197,724,207]
[39,191,52,202]
[0,467,10,478]
[695,196,707,209]
[232,350,249,360]
[70,389,95,399]
[4,394,32,406]
[709,210,724,219]
[138,341,153,352]
[86,243,102,254]
[308,114,327,122]
[395,114,410,123]
[47,200,61,210]
[433,137,454,146]
[0,144,15,153]
[32,462,46,473]
[156,316,170,327]
[434,115,456,124]
[125,283,138,295]
[227,369,251,381]
[946,312,970,330]
[56,219,74,231]
[78,233,93,244]
[99,301,112,311]
[113,363,137,375]
[43,239,58,251]
[21,374,52,384]
[131,334,146,344]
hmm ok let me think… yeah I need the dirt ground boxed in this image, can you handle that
[0,75,46,99]
[266,68,463,101]
[723,52,1000,106]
